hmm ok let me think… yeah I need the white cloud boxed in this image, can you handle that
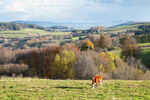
[0,0,149,24]
[5,1,27,12]
[0,1,3,5]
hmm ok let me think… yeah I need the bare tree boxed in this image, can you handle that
[74,51,98,79]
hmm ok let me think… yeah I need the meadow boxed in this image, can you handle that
[104,23,143,34]
[0,77,150,100]
[138,43,150,47]
[0,28,70,38]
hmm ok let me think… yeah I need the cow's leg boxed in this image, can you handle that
[95,79,99,88]
[100,81,102,88]
[92,83,95,89]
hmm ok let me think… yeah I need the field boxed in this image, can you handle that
[104,24,143,34]
[0,77,150,100]
[140,47,150,68]
[138,43,150,47]
[0,28,70,38]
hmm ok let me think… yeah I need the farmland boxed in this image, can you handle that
[0,77,150,100]
[0,28,70,38]
[140,47,150,68]
[104,23,147,34]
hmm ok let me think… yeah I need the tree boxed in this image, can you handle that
[80,39,95,51]
[51,50,76,79]
[98,35,112,49]
[62,43,80,57]
[74,51,98,79]
[121,37,139,59]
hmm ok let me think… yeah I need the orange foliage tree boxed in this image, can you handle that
[98,35,112,49]
[121,37,139,59]
[80,39,95,51]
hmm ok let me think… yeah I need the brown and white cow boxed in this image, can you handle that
[92,75,102,89]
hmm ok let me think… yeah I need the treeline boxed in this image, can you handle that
[133,25,150,43]
[134,34,150,43]
[135,25,150,35]
[0,36,150,80]
[0,22,44,31]
[72,26,106,36]
[46,26,73,32]
[47,26,72,30]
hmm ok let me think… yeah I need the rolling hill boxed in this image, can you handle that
[12,20,103,29]
[0,28,70,38]
[105,22,150,34]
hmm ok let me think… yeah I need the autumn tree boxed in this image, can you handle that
[121,37,139,59]
[80,39,95,51]
[42,46,62,78]
[74,51,98,79]
[62,43,80,57]
[98,35,112,49]
[51,50,76,79]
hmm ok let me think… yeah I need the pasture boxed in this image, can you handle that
[140,47,150,68]
[0,77,150,100]
[0,28,70,38]
[138,43,150,47]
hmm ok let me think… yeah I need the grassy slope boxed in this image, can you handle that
[0,28,70,38]
[0,77,150,100]
[105,23,144,34]
[138,43,150,46]
[140,47,150,68]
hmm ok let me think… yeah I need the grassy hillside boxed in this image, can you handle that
[105,23,149,34]
[0,28,70,38]
[138,43,150,46]
[140,47,150,68]
[0,77,149,100]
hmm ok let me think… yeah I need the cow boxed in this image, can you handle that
[92,75,102,89]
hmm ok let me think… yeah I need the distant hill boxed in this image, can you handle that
[12,20,102,29]
[109,21,137,28]
[0,22,44,31]
[105,22,150,34]
[12,20,55,27]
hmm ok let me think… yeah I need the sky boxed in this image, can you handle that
[0,0,150,25]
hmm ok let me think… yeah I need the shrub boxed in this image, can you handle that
[0,63,28,76]
[111,65,144,80]
[126,56,147,72]
[0,48,16,64]
[142,70,150,80]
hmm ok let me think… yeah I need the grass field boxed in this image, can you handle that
[140,47,150,68]
[104,24,142,34]
[0,28,70,38]
[138,43,150,46]
[0,77,150,100]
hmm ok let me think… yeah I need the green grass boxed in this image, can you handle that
[0,28,70,38]
[109,48,121,55]
[140,47,150,68]
[0,77,150,100]
[105,24,143,34]
[138,43,150,46]
[72,36,86,41]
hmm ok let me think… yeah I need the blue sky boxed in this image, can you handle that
[0,0,150,25]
